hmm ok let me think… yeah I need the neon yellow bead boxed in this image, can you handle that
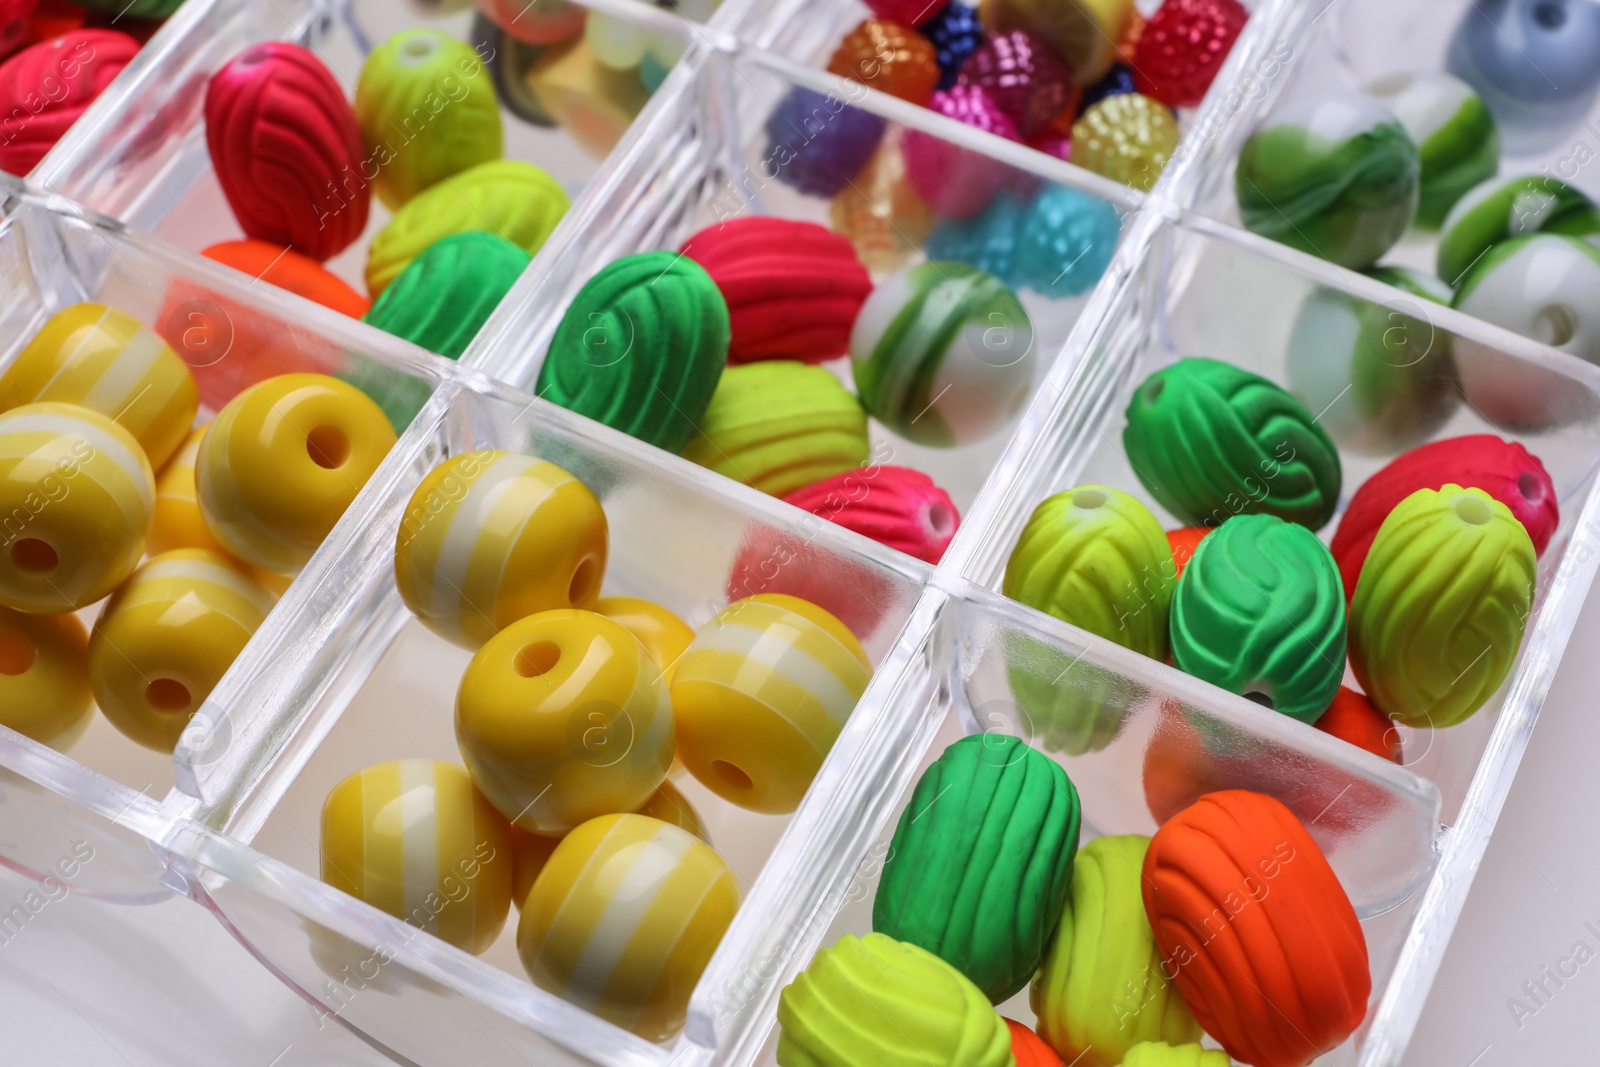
[2,303,199,470]
[517,813,740,1040]
[321,759,514,956]
[0,606,93,749]
[89,549,276,752]
[0,402,153,613]
[1071,93,1180,192]
[457,609,673,834]
[671,594,871,815]
[197,374,397,573]
[595,595,692,681]
[394,451,608,648]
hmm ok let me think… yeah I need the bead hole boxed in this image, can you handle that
[1518,471,1543,503]
[1535,1,1566,29]
[568,558,598,606]
[712,760,754,792]
[515,641,561,678]
[1243,689,1275,711]
[306,425,350,470]
[401,35,439,60]
[1073,490,1107,510]
[1534,304,1578,347]
[1455,497,1492,525]
[1143,379,1165,405]
[11,538,56,574]
[0,629,35,676]
[147,678,191,712]
[927,503,956,537]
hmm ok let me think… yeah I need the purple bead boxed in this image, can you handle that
[903,84,1024,219]
[764,87,888,198]
[956,30,1072,138]
[1078,63,1137,116]
[919,2,985,91]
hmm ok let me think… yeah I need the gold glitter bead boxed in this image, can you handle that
[1071,93,1179,191]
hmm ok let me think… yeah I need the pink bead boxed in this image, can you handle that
[205,42,369,263]
[0,29,137,175]
[956,30,1072,139]
[726,532,896,640]
[864,0,951,28]
[784,466,960,564]
[903,84,1023,219]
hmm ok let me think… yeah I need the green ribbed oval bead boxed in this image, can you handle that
[537,251,728,453]
[1436,174,1600,287]
[1123,357,1342,531]
[1170,513,1346,723]
[355,29,503,210]
[1350,484,1535,728]
[874,734,1081,1004]
[363,232,529,360]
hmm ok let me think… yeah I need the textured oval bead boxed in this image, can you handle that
[537,251,729,451]
[778,932,1014,1067]
[518,813,740,1041]
[363,232,530,360]
[1143,791,1370,1067]
[1121,1043,1233,1067]
[1031,835,1200,1066]
[903,86,1025,220]
[0,29,138,175]
[202,240,371,318]
[4,302,199,470]
[828,132,935,273]
[205,43,369,262]
[1170,513,1346,722]
[1123,357,1343,530]
[1349,484,1535,728]
[1008,1019,1064,1067]
[784,465,960,564]
[366,160,568,296]
[1315,685,1402,763]
[875,734,1081,1003]
[0,606,92,750]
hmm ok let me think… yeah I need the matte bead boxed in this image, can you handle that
[1121,1043,1232,1067]
[537,251,728,451]
[1122,357,1343,530]
[1436,174,1600,287]
[593,596,692,681]
[671,594,871,814]
[0,29,137,174]
[1365,72,1497,230]
[201,240,371,318]
[321,759,514,955]
[904,84,1024,219]
[866,0,949,27]
[90,549,275,752]
[1315,686,1402,763]
[1131,0,1247,109]
[0,0,33,60]
[875,733,1081,1002]
[475,0,585,45]
[206,43,369,262]
[956,28,1072,138]
[1014,184,1121,296]
[1170,513,1346,722]
[981,0,1131,86]
[784,465,960,564]
[766,87,886,197]
[828,130,935,272]
[364,232,530,360]
[1142,791,1370,1067]
[828,18,941,104]
[1007,1019,1064,1067]
[197,374,396,573]
[0,402,152,613]
[518,813,739,1040]
[355,29,503,210]
[66,0,181,14]
[1349,484,1535,728]
[1165,526,1207,580]
[1071,92,1177,191]
[366,159,567,296]
[3,302,199,470]
[393,451,607,649]
[919,0,985,90]
[0,606,91,749]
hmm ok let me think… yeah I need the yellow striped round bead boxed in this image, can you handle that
[0,606,93,749]
[2,303,199,470]
[321,759,514,956]
[595,595,693,681]
[394,451,608,649]
[89,549,276,752]
[457,609,674,835]
[671,594,871,814]
[0,402,153,613]
[197,374,397,573]
[517,813,740,1040]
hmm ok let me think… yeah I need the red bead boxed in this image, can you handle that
[0,0,35,59]
[1132,0,1247,109]
[680,217,871,365]
[956,29,1072,138]
[205,42,369,262]
[827,18,941,104]
[1315,686,1403,764]
[0,29,137,174]
[864,0,950,29]
[24,0,79,45]
[783,466,960,564]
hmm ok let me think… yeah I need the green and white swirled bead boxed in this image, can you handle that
[1436,174,1600,286]
[1365,72,1498,230]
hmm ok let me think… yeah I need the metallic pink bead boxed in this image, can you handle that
[956,29,1072,138]
[784,466,960,564]
[1029,130,1071,161]
[903,84,1023,219]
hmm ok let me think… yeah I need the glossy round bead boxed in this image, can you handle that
[1364,72,1497,230]
[828,18,941,104]
[457,609,674,835]
[919,0,985,90]
[1453,234,1600,366]
[594,596,692,680]
[321,759,514,955]
[766,87,887,198]
[1436,175,1600,288]
[0,29,138,175]
[852,262,1035,447]
[671,594,871,814]
[394,451,607,649]
[4,302,199,470]
[90,549,275,752]
[829,131,935,272]
[981,0,1131,86]
[197,374,397,573]
[355,29,503,210]
[517,813,740,1040]
[1131,0,1247,109]
[0,402,152,613]
[1071,93,1177,191]
[522,37,652,158]
[1015,185,1121,297]
[0,606,92,749]
[956,29,1072,138]
[363,232,531,361]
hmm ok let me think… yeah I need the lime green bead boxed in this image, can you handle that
[1003,630,1135,756]
[1350,484,1535,728]
[1121,1043,1233,1067]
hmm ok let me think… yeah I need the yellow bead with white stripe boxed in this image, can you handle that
[321,759,514,956]
[0,606,93,750]
[89,548,277,752]
[0,402,153,613]
[517,813,740,1041]
[394,450,609,649]
[198,373,397,573]
[456,609,674,835]
[671,594,872,814]
[595,596,694,682]
[2,303,199,470]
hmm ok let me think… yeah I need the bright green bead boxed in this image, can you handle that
[1436,174,1600,286]
[363,232,530,360]
[356,29,504,210]
[1170,513,1346,723]
[1366,72,1498,230]
[1350,484,1535,728]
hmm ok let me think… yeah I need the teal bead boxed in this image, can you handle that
[1170,514,1346,723]
[1236,92,1420,269]
[1436,174,1600,286]
[1122,358,1343,531]
[1365,72,1498,230]
[363,233,530,360]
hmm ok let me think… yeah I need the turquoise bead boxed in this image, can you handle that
[1365,72,1498,230]
[1436,174,1600,286]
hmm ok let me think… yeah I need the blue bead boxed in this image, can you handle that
[1078,64,1136,116]
[919,3,985,91]
[1014,186,1122,297]
[925,193,1029,281]
[765,88,888,198]
[1447,0,1600,155]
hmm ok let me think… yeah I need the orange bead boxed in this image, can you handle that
[827,19,941,104]
[1165,526,1210,580]
[1315,685,1403,764]
[1006,1017,1063,1066]
[1118,8,1145,65]
[202,240,371,319]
